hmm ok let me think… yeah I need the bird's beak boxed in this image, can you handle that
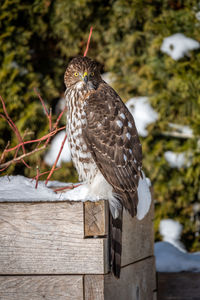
[83,72,88,84]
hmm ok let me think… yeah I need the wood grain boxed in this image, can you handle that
[84,275,104,300]
[121,199,154,266]
[104,256,156,300]
[0,275,83,300]
[0,202,108,274]
[84,256,156,300]
[0,258,156,300]
[0,198,154,275]
[84,200,108,237]
[157,272,200,300]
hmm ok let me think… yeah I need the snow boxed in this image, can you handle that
[164,151,186,168]
[155,242,200,272]
[168,123,193,136]
[126,97,158,137]
[136,171,152,220]
[168,123,193,137]
[44,130,71,166]
[155,219,200,272]
[0,175,66,202]
[161,33,200,60]
[159,219,186,252]
[0,173,151,221]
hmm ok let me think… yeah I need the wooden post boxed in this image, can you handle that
[0,197,156,300]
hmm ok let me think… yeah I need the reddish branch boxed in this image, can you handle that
[84,26,93,57]
[0,143,46,170]
[53,183,82,193]
[45,132,68,185]
[0,141,10,164]
[34,87,52,136]
[0,91,67,184]
[0,96,26,154]
[0,96,30,168]
[32,167,61,181]
[35,166,40,189]
[3,126,66,154]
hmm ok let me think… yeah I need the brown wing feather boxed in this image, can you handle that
[83,82,142,217]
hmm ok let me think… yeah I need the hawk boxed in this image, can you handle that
[64,56,142,278]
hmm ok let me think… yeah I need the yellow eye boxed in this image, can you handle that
[74,72,79,77]
[90,72,94,77]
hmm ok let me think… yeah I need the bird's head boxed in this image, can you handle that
[64,56,102,91]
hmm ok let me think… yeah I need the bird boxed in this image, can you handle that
[64,56,142,278]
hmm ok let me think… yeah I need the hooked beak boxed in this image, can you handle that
[83,72,88,84]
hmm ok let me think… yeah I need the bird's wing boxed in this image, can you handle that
[83,83,142,216]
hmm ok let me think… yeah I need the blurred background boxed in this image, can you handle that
[0,0,200,252]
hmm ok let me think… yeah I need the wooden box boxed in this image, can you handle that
[0,198,156,300]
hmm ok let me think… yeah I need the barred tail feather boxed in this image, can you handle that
[110,208,123,278]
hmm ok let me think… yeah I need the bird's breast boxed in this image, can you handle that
[66,91,98,182]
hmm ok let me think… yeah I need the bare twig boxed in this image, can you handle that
[22,159,31,169]
[52,107,67,133]
[53,183,82,193]
[0,144,46,170]
[0,141,10,163]
[31,167,61,181]
[0,84,67,184]
[45,132,68,185]
[84,26,93,57]
[3,126,66,154]
[0,95,26,154]
[33,88,49,118]
[35,166,40,189]
[14,129,29,159]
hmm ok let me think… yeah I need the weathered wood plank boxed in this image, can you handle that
[0,202,108,274]
[0,196,154,275]
[0,275,83,300]
[84,275,104,300]
[157,272,200,300]
[121,199,154,266]
[84,195,154,265]
[84,256,156,300]
[84,200,108,237]
[0,258,156,300]
[104,256,156,300]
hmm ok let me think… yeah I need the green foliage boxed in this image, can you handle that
[0,0,110,180]
[1,0,200,250]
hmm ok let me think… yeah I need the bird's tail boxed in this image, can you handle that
[109,207,123,279]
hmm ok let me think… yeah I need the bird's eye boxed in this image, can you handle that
[74,72,79,77]
[90,72,94,77]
